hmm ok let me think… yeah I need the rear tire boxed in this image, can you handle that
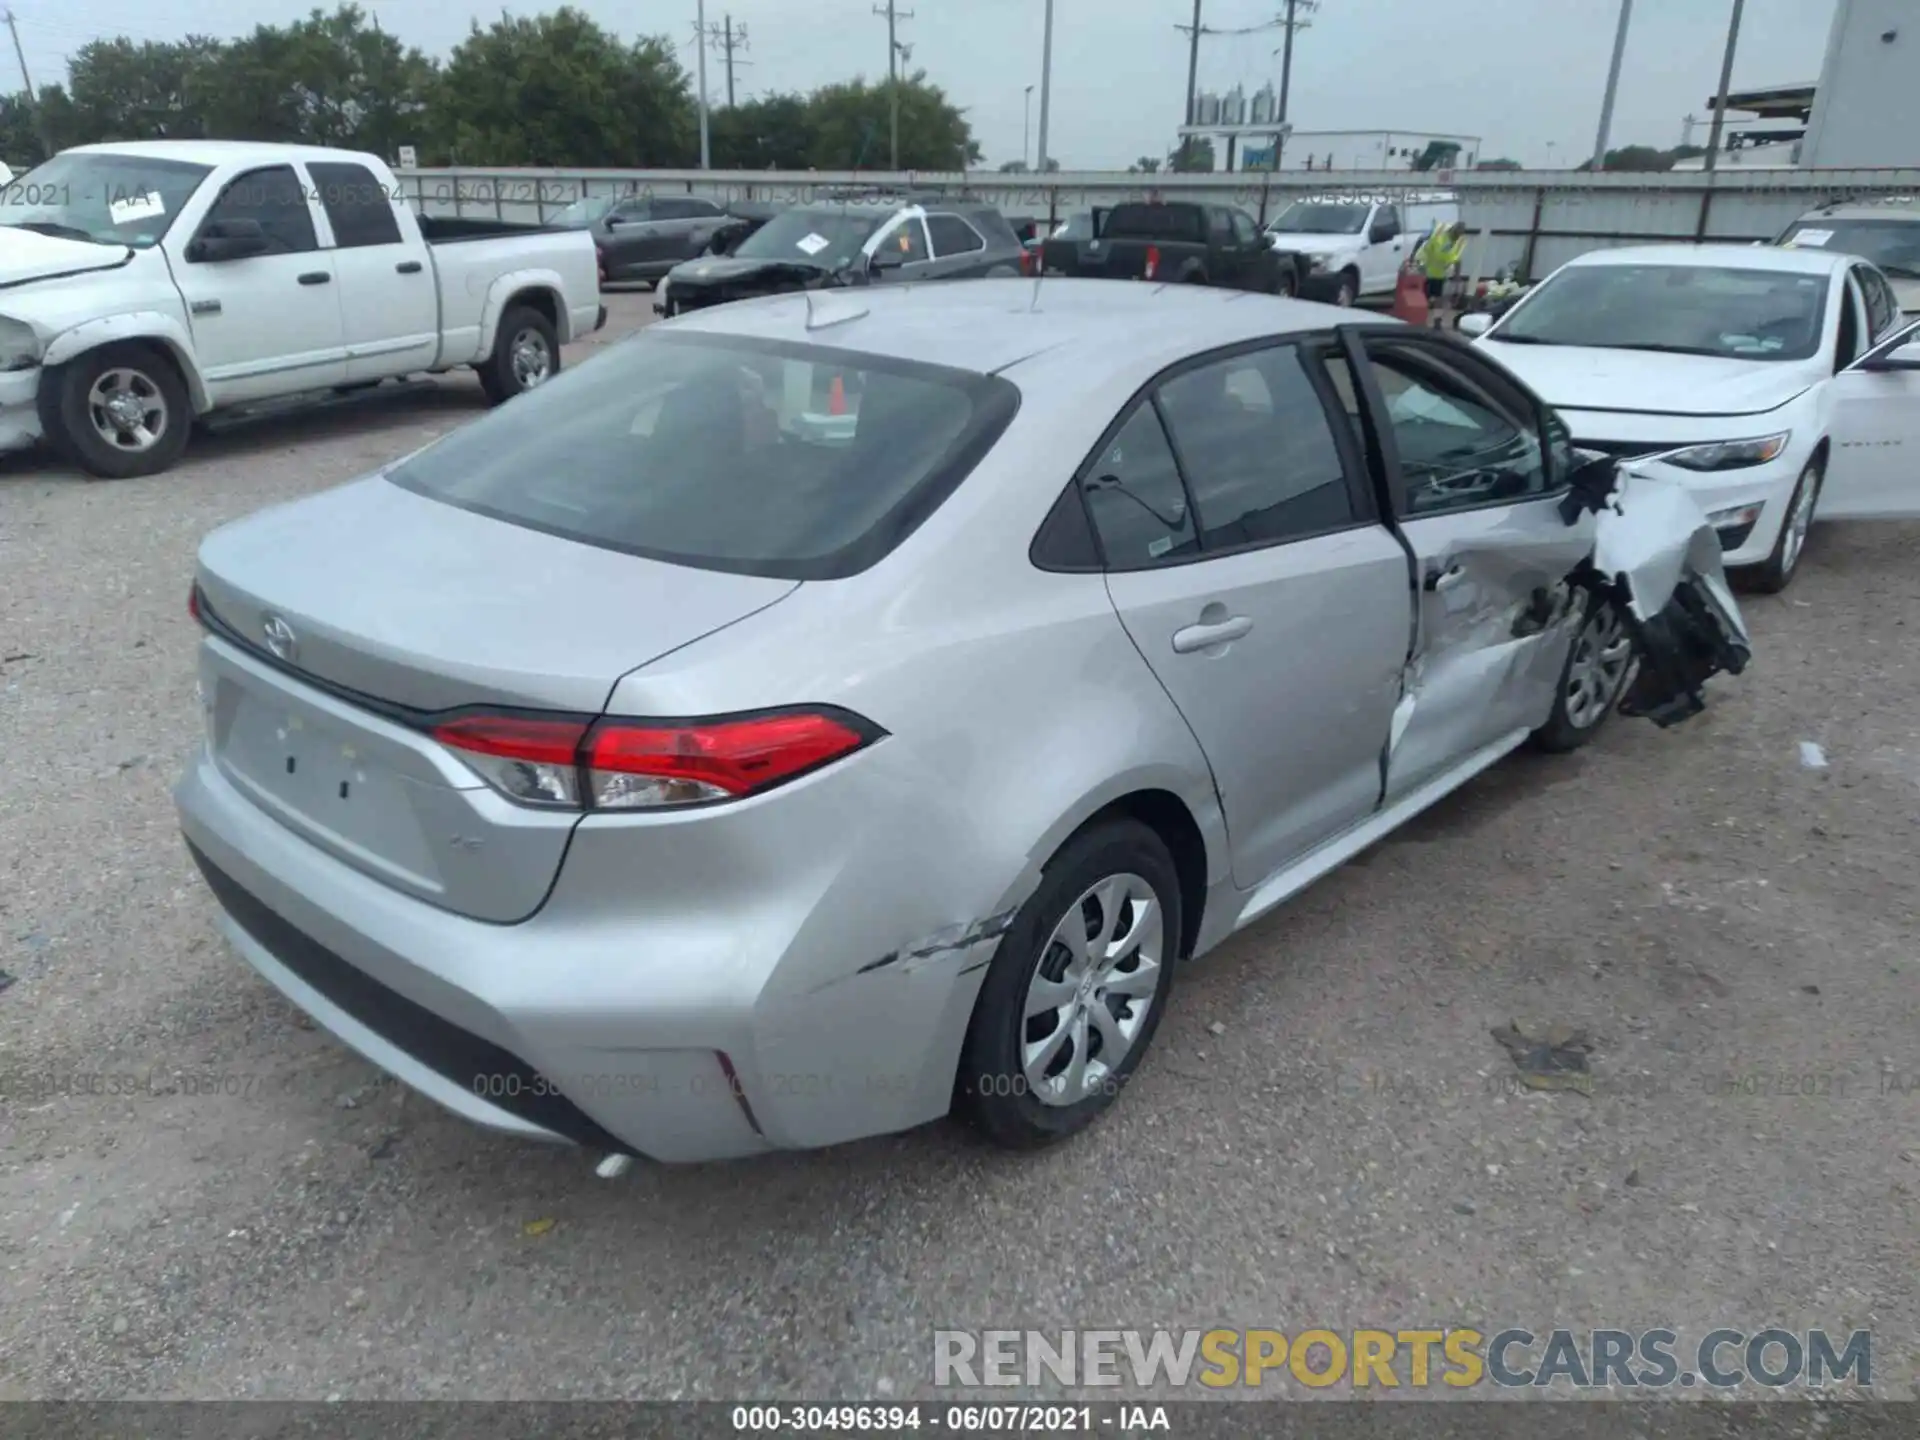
[478,304,559,407]
[46,343,192,480]
[957,819,1180,1151]
[1532,594,1633,753]
[1745,456,1821,594]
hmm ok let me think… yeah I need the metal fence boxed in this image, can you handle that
[395,165,1920,286]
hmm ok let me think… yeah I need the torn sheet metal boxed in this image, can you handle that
[1569,462,1753,728]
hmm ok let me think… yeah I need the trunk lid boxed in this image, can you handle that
[194,477,798,922]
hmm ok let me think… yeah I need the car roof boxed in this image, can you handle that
[64,139,383,168]
[1564,242,1847,276]
[1794,199,1920,222]
[661,277,1393,386]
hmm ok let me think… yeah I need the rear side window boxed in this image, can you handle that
[386,334,1020,580]
[655,198,717,219]
[927,213,986,257]
[1081,406,1197,568]
[1155,345,1358,547]
[308,161,402,248]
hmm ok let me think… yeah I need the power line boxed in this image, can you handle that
[872,0,913,169]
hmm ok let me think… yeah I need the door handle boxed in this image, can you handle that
[1424,564,1467,593]
[297,271,331,286]
[396,260,423,274]
[1172,615,1253,653]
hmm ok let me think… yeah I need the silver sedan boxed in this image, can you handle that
[175,280,1750,1163]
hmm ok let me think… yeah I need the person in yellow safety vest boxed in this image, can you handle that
[1414,221,1468,330]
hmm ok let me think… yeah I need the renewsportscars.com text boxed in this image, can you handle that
[934,1327,1872,1390]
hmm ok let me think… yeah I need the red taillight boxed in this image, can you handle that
[586,712,870,808]
[431,708,877,811]
[188,584,201,623]
[1145,245,1160,280]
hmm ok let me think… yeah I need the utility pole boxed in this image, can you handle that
[873,0,914,170]
[1591,0,1633,171]
[4,9,46,158]
[1703,0,1746,174]
[1035,0,1055,174]
[694,0,712,168]
[1273,0,1317,168]
[1181,0,1202,167]
[1024,84,1034,171]
[696,13,751,108]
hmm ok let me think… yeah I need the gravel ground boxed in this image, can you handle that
[2,289,1918,1401]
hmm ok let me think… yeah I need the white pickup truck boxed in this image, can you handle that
[0,140,603,478]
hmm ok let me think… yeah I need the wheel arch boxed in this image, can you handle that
[478,272,569,356]
[42,315,209,412]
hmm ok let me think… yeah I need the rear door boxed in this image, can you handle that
[1095,339,1410,886]
[652,196,725,265]
[1821,316,1920,519]
[599,197,658,274]
[1335,330,1594,803]
[307,159,439,382]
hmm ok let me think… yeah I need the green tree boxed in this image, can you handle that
[1474,157,1523,170]
[998,159,1028,173]
[433,8,695,167]
[1130,155,1161,174]
[711,93,814,169]
[201,7,437,157]
[1168,137,1215,172]
[803,74,980,170]
[64,37,225,142]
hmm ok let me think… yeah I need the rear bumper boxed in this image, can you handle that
[174,732,1018,1163]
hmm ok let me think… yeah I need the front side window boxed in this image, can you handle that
[551,195,615,228]
[199,165,317,255]
[1155,345,1358,548]
[875,214,930,263]
[1494,263,1831,362]
[1229,211,1259,246]
[387,334,1019,580]
[1363,342,1548,516]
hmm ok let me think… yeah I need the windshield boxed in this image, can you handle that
[732,209,884,270]
[1268,201,1369,235]
[0,152,212,249]
[386,332,1020,581]
[1493,264,1831,361]
[552,195,616,228]
[1781,218,1920,279]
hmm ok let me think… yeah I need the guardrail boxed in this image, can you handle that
[395,165,1920,284]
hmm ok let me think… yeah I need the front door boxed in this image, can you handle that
[167,164,347,403]
[306,159,439,382]
[864,212,933,284]
[1095,341,1409,886]
[1339,332,1596,803]
[1822,318,1920,519]
[1361,205,1405,295]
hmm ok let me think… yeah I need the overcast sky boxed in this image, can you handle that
[11,0,1839,169]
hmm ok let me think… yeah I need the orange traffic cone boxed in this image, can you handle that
[1392,266,1430,327]
[828,375,848,416]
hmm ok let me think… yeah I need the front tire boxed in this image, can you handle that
[478,304,559,406]
[47,343,192,480]
[1745,456,1821,594]
[1334,269,1360,307]
[957,819,1180,1150]
[1273,266,1298,298]
[1532,594,1633,753]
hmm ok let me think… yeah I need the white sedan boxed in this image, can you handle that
[1461,243,1920,591]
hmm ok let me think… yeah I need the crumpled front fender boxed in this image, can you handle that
[1583,466,1753,728]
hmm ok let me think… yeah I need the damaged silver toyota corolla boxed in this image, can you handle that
[175,280,1749,1163]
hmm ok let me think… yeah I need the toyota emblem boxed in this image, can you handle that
[261,613,298,662]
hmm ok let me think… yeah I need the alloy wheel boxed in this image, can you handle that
[86,368,169,454]
[509,328,553,390]
[1564,600,1633,731]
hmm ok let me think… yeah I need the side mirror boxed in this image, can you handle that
[188,218,269,263]
[1457,312,1494,338]
[869,246,907,274]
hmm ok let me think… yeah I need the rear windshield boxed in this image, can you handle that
[386,332,1021,580]
[1103,204,1205,242]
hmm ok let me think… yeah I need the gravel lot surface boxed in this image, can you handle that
[2,289,1917,1401]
